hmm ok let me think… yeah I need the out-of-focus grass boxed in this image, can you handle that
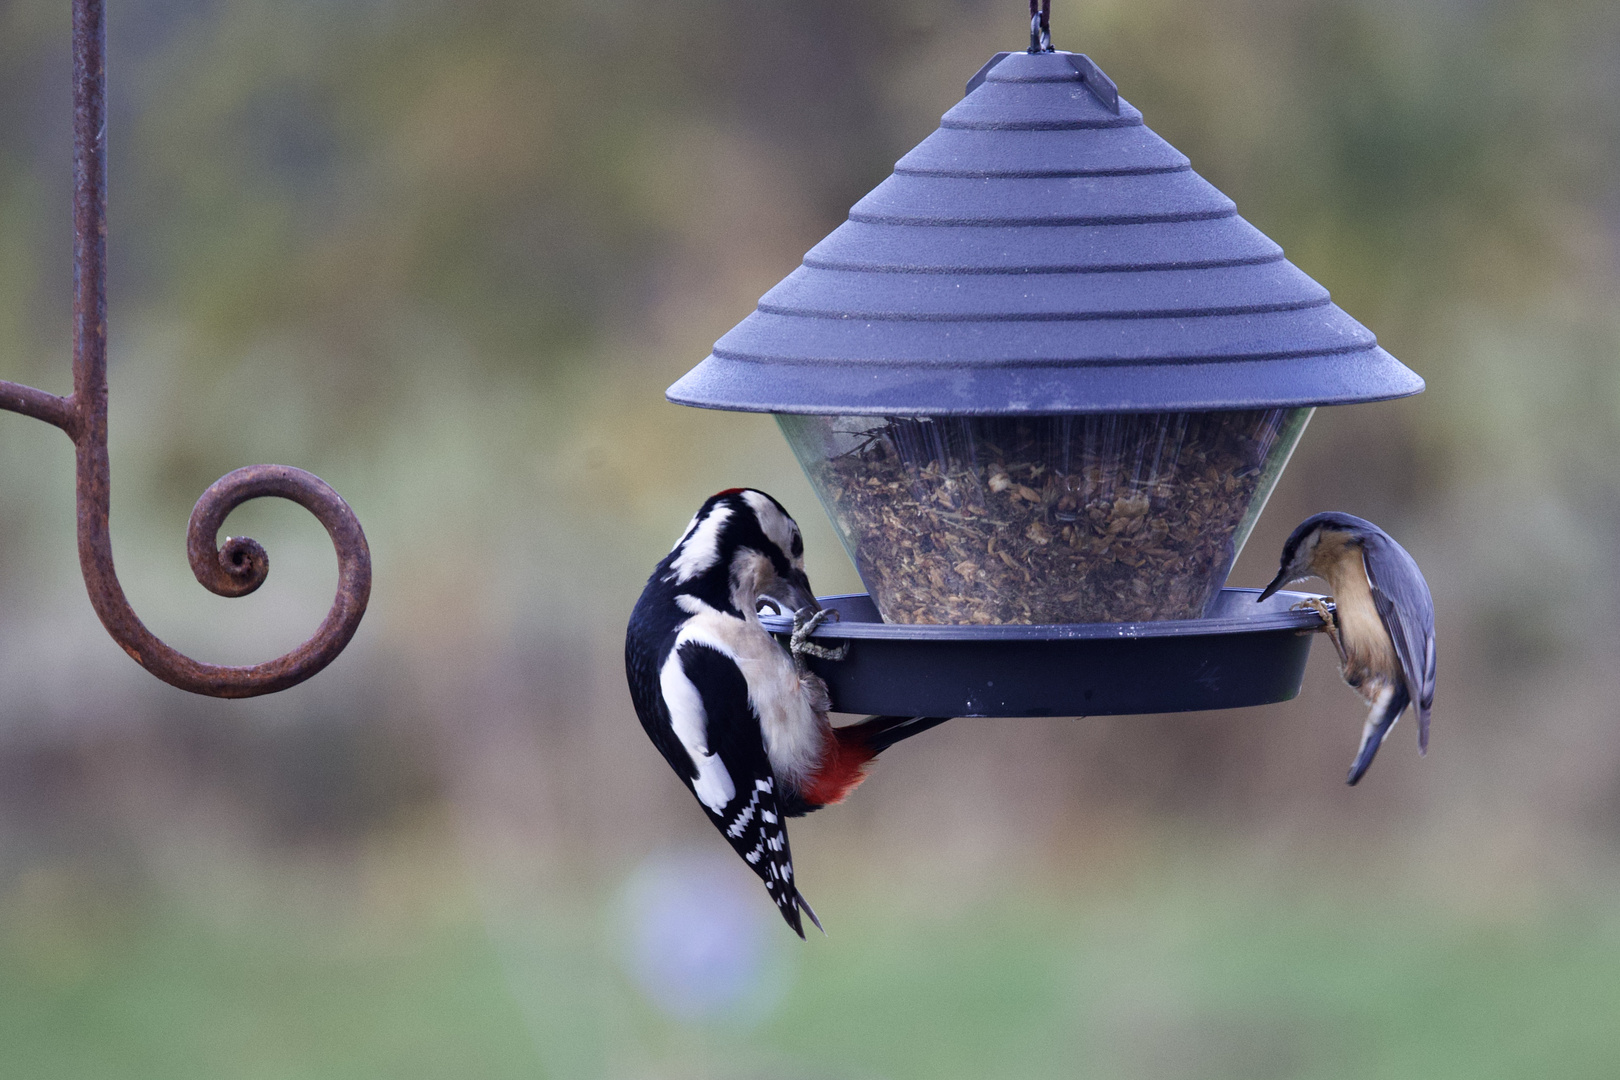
[6,859,1620,1080]
[0,899,544,1080]
[764,883,1620,1080]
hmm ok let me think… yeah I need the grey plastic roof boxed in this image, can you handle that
[667,50,1424,416]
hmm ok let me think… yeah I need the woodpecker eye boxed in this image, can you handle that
[790,532,803,558]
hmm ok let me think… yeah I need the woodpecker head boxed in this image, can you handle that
[663,489,818,617]
[1258,511,1382,601]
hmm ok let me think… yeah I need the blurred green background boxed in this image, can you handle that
[2,0,1619,1075]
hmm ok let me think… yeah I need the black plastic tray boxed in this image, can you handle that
[761,588,1327,718]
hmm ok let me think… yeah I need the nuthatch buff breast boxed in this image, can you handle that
[1260,512,1437,785]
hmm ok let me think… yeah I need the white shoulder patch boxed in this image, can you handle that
[668,504,732,584]
[659,650,736,813]
[670,512,702,553]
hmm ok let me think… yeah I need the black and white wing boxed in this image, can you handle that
[664,641,821,938]
[1363,532,1437,752]
[625,592,695,782]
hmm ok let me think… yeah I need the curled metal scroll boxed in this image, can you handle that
[0,0,371,698]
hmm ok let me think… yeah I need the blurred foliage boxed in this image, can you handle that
[0,0,1618,1074]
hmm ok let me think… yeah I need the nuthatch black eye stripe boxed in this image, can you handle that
[1262,512,1436,785]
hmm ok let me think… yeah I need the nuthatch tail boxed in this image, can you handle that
[1259,512,1437,785]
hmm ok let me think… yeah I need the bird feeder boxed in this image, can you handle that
[667,36,1422,716]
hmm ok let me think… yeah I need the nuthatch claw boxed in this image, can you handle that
[791,606,848,670]
[1261,512,1437,786]
[1291,596,1345,661]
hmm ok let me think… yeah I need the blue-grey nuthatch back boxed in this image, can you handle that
[1259,512,1437,785]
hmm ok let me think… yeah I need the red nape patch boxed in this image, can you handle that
[800,726,879,809]
[712,487,747,498]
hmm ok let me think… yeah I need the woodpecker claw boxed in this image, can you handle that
[791,606,848,670]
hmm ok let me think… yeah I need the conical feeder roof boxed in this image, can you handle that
[668,49,1423,416]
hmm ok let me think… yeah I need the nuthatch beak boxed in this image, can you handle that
[1261,512,1437,785]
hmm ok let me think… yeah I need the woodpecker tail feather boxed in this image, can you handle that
[1347,685,1410,786]
[796,891,824,936]
[757,847,816,939]
[777,889,806,938]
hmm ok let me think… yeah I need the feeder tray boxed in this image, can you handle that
[763,589,1327,717]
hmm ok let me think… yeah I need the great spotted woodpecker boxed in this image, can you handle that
[625,488,949,936]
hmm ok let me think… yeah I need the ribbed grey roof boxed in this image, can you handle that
[668,50,1423,416]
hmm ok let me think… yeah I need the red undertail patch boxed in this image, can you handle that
[800,726,879,809]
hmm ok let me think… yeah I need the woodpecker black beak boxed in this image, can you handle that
[793,572,821,613]
[763,569,819,614]
[1257,568,1291,603]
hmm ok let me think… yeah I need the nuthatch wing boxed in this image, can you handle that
[1259,512,1437,785]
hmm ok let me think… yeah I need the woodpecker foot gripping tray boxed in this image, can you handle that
[669,45,1423,718]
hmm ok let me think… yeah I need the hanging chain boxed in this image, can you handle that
[1028,0,1052,53]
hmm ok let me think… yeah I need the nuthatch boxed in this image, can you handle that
[1259,512,1437,785]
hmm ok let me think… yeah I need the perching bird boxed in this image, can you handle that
[625,488,950,936]
[1259,512,1436,785]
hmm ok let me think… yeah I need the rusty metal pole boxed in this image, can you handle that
[0,0,371,697]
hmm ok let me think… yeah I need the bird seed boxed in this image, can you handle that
[781,411,1309,625]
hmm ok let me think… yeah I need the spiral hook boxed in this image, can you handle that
[0,0,371,698]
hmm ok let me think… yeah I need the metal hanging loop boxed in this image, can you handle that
[0,0,371,698]
[1028,0,1052,53]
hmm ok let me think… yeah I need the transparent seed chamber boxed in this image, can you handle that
[779,409,1312,625]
